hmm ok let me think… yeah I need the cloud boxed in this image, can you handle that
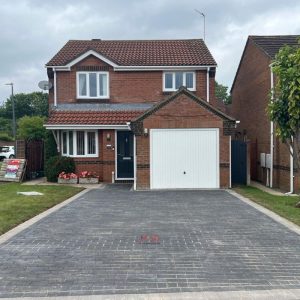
[0,0,299,103]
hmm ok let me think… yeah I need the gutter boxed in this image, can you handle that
[44,124,130,130]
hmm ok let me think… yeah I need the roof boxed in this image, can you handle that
[231,35,300,92]
[132,87,235,124]
[46,110,144,125]
[46,39,217,67]
[249,35,300,59]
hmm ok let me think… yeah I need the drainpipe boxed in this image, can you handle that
[290,137,294,193]
[53,68,57,107]
[133,134,137,191]
[229,135,232,188]
[269,64,274,188]
[206,67,210,102]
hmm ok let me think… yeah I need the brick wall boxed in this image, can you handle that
[73,130,116,182]
[48,55,213,105]
[229,38,296,191]
[230,39,271,185]
[135,93,230,189]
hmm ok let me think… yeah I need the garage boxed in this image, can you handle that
[150,128,219,189]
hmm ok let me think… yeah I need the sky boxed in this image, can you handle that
[0,0,300,104]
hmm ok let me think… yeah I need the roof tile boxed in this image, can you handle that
[250,35,300,59]
[47,39,216,66]
[46,110,143,125]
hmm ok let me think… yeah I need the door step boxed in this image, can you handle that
[115,179,134,184]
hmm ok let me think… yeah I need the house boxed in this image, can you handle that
[229,35,300,192]
[44,39,235,190]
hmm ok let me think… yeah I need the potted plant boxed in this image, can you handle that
[57,172,78,184]
[78,171,99,184]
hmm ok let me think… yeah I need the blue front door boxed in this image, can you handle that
[117,131,134,179]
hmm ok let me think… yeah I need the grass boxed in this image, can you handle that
[234,185,300,226]
[0,183,84,234]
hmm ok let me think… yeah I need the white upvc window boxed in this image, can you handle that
[61,130,98,157]
[77,72,109,99]
[163,71,196,92]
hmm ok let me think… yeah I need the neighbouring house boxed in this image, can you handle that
[44,39,235,190]
[229,35,300,192]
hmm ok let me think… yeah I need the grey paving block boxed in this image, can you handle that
[0,185,300,297]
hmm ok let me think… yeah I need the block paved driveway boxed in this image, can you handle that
[0,185,300,297]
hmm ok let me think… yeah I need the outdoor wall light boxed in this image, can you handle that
[144,128,148,136]
[106,133,111,141]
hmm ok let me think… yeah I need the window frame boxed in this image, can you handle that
[76,71,109,99]
[163,71,196,92]
[61,130,98,158]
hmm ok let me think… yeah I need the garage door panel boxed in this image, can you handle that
[150,129,219,189]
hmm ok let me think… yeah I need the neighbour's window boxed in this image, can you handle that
[163,71,196,91]
[61,130,98,157]
[77,72,109,98]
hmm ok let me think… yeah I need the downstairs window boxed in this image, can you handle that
[61,130,98,157]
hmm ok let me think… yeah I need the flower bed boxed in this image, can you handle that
[57,172,78,184]
[78,171,99,184]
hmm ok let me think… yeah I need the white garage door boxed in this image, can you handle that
[150,128,219,189]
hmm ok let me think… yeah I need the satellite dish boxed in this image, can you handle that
[38,80,53,90]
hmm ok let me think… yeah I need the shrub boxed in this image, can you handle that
[17,116,46,140]
[0,132,14,142]
[45,156,75,182]
[44,131,58,161]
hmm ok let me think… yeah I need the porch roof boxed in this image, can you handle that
[45,110,144,126]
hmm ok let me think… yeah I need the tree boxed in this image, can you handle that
[17,116,46,141]
[267,41,300,198]
[215,81,232,104]
[0,92,48,120]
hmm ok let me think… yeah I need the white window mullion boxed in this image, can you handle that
[172,73,175,90]
[84,132,88,156]
[61,131,63,154]
[96,73,99,98]
[86,73,89,96]
[95,131,99,156]
[183,72,186,87]
[73,131,76,157]
[66,131,69,155]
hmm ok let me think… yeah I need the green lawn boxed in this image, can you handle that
[0,183,83,234]
[234,185,300,226]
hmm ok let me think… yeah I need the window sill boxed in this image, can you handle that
[61,154,99,158]
[163,89,196,94]
[76,98,110,103]
[76,97,110,100]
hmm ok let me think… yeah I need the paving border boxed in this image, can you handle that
[227,189,300,236]
[1,288,300,300]
[0,188,91,245]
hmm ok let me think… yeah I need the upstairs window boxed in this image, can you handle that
[77,72,109,99]
[163,71,196,91]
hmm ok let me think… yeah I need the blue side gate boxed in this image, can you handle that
[231,140,247,185]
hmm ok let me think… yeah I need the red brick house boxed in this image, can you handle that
[44,39,235,189]
[229,35,300,192]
